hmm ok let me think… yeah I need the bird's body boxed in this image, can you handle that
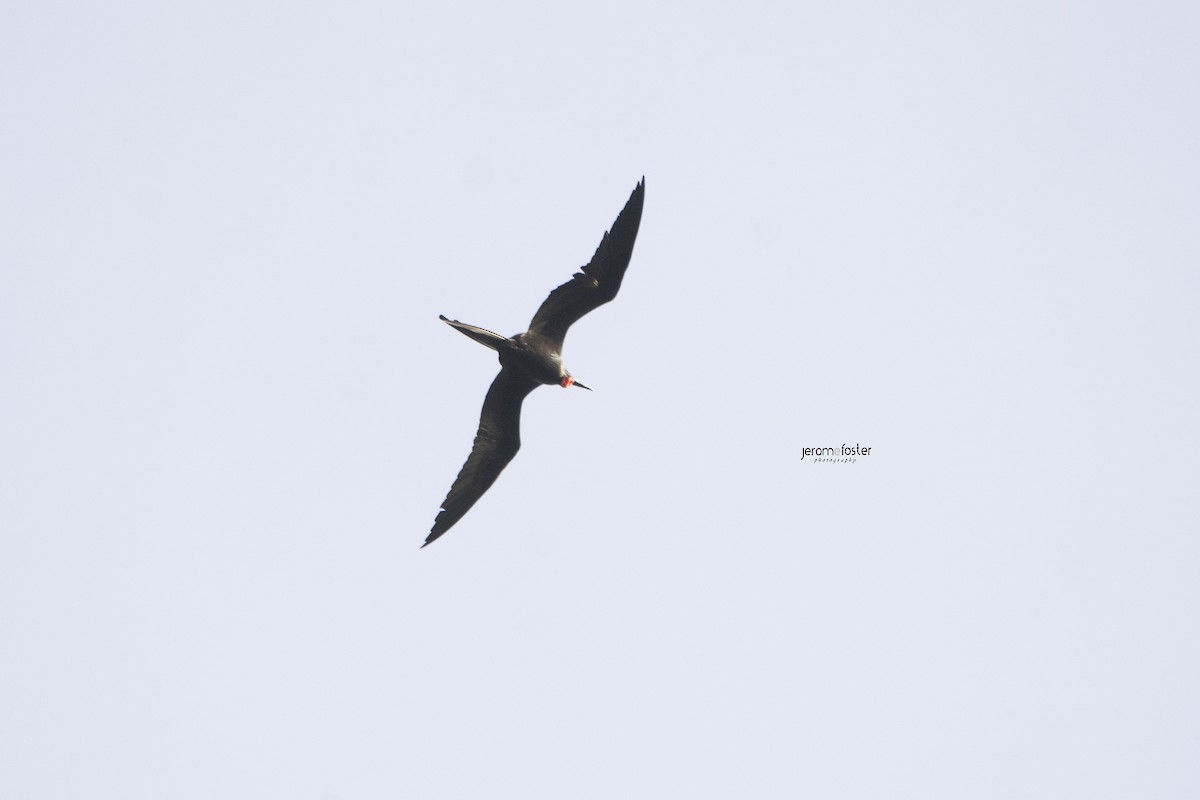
[500,331,569,386]
[425,179,645,547]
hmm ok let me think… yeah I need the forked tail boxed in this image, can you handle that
[439,315,509,351]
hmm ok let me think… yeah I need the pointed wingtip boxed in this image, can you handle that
[630,177,645,209]
[423,520,450,548]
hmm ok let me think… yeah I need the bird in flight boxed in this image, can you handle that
[424,179,645,547]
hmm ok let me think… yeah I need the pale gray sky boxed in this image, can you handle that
[2,2,1198,798]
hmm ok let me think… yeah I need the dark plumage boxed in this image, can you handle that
[425,179,645,547]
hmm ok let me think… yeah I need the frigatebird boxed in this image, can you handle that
[424,179,645,547]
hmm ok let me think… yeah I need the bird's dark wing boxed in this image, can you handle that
[424,368,540,547]
[527,178,645,350]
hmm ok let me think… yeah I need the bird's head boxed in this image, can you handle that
[560,374,591,391]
